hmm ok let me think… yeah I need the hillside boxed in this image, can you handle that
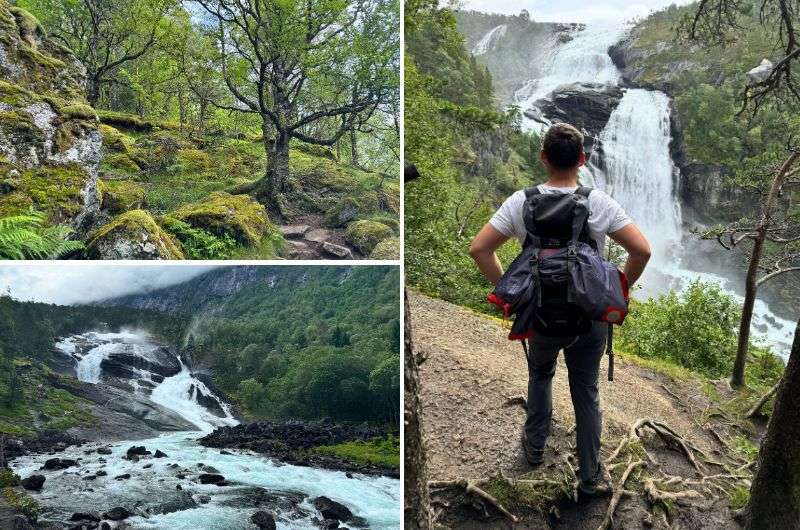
[0,0,400,260]
[410,291,767,529]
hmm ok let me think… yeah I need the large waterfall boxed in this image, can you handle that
[515,23,796,357]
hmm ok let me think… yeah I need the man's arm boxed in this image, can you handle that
[608,224,651,286]
[469,224,510,285]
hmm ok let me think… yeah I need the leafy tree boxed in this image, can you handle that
[194,0,399,215]
[18,0,179,106]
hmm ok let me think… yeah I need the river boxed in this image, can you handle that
[11,331,400,529]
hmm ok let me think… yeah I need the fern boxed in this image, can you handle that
[0,211,84,259]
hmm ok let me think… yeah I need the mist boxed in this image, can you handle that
[0,264,217,306]
[459,0,695,24]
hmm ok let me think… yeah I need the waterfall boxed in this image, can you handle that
[472,24,507,55]
[517,24,795,358]
[58,331,238,431]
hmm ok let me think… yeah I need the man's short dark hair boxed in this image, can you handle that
[542,123,584,169]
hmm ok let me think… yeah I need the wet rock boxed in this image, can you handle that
[176,484,182,491]
[250,511,277,530]
[196,495,211,504]
[315,519,340,529]
[69,513,100,522]
[82,474,97,481]
[152,492,197,515]
[114,473,131,480]
[154,449,167,458]
[104,507,130,521]
[322,241,354,260]
[20,474,45,490]
[198,473,226,485]
[312,497,353,522]
[69,522,98,530]
[220,450,232,455]
[95,470,107,477]
[142,463,152,469]
[126,445,151,458]
[200,465,220,474]
[42,458,78,470]
[100,524,111,530]
[345,472,353,479]
[96,447,112,455]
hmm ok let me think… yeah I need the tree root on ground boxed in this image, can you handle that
[429,478,519,523]
[597,457,645,530]
[605,418,705,474]
[746,383,779,418]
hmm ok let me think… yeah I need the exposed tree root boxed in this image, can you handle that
[643,477,705,506]
[503,395,528,411]
[605,418,705,474]
[598,457,645,530]
[429,478,519,523]
[746,383,779,418]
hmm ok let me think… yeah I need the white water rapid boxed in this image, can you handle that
[518,23,796,358]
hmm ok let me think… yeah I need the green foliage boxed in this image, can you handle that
[732,435,759,462]
[160,217,237,260]
[729,485,750,510]
[314,435,400,469]
[2,487,40,521]
[0,211,83,259]
[0,468,20,488]
[618,281,741,377]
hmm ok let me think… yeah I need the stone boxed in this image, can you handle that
[20,474,45,490]
[286,239,317,259]
[104,507,130,521]
[312,496,353,522]
[42,458,78,470]
[369,237,400,260]
[747,58,773,85]
[322,241,354,260]
[96,447,112,455]
[198,473,226,485]
[250,510,277,530]
[114,473,131,480]
[279,224,311,238]
[153,449,167,458]
[304,228,333,244]
[69,513,100,522]
[85,210,185,260]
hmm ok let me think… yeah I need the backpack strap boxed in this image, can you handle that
[575,185,593,198]
[523,186,542,250]
[524,186,541,199]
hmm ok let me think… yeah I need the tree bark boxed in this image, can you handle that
[350,127,358,167]
[732,228,765,387]
[86,76,100,107]
[404,290,432,529]
[745,319,800,529]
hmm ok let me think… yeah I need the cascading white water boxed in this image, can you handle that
[518,23,795,358]
[472,24,507,55]
[586,89,683,274]
[517,24,623,130]
[150,360,238,433]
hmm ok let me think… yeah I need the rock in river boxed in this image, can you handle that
[20,474,45,490]
[251,510,277,530]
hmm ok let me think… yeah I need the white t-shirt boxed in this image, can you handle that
[489,185,632,251]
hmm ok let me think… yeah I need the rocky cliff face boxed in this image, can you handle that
[0,1,101,229]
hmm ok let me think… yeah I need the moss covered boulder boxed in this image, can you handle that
[0,1,101,228]
[171,192,271,246]
[369,237,400,260]
[85,210,184,260]
[345,220,393,255]
[98,179,145,214]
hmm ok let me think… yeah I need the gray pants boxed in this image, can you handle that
[524,321,606,482]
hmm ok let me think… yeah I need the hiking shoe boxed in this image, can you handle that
[522,437,544,467]
[578,465,608,498]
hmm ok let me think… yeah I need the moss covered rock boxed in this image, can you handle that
[0,163,90,222]
[86,210,184,260]
[99,123,133,153]
[369,237,400,260]
[171,191,271,246]
[345,220,393,255]
[98,179,145,214]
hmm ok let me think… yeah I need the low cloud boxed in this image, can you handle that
[0,264,217,306]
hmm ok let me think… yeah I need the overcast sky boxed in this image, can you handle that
[0,265,216,305]
[458,0,695,24]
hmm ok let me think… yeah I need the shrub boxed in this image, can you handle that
[618,280,740,377]
[160,217,237,260]
[0,468,20,488]
[2,487,40,521]
[0,211,83,259]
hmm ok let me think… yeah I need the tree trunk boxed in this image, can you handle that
[86,76,100,107]
[404,290,432,529]
[745,319,800,529]
[350,127,358,167]
[732,229,765,387]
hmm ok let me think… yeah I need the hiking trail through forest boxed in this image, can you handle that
[409,291,755,529]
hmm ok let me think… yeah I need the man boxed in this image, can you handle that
[469,123,651,494]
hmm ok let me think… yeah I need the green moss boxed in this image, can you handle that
[345,220,393,255]
[0,80,34,106]
[0,469,20,488]
[99,123,134,153]
[101,152,141,173]
[616,348,696,382]
[0,164,87,221]
[293,141,338,161]
[9,6,43,37]
[314,435,400,469]
[175,148,213,172]
[86,209,185,259]
[0,192,33,218]
[729,486,750,510]
[369,237,400,259]
[732,436,759,462]
[2,487,39,521]
[171,191,271,246]
[98,179,145,214]
[58,103,97,121]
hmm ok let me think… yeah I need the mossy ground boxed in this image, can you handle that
[0,361,96,437]
[314,434,400,469]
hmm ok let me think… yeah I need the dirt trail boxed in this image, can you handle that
[409,291,741,529]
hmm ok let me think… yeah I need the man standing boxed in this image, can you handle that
[469,123,651,494]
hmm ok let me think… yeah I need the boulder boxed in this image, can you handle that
[151,491,197,515]
[171,191,272,246]
[345,220,393,255]
[126,445,151,458]
[114,473,131,480]
[250,511,277,530]
[322,241,354,260]
[97,179,145,214]
[304,228,333,244]
[96,447,112,455]
[279,224,310,238]
[154,449,167,458]
[20,474,45,490]
[747,58,773,85]
[42,458,77,470]
[104,507,130,521]
[85,210,185,259]
[69,513,100,522]
[312,496,354,522]
[198,473,226,485]
[369,237,400,260]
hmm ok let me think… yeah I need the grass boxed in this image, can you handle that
[314,435,400,469]
[2,487,40,521]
